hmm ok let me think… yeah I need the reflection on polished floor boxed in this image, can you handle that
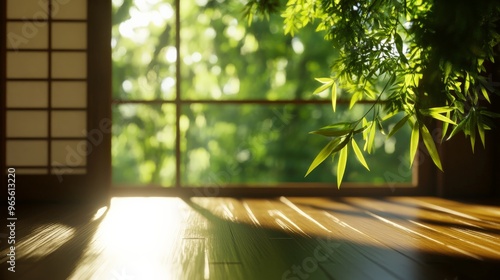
[1,197,500,279]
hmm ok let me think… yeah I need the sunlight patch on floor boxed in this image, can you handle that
[69,197,190,280]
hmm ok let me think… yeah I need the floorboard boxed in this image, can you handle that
[1,197,499,279]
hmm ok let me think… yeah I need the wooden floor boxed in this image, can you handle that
[1,197,500,280]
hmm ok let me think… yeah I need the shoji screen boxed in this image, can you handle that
[2,0,111,203]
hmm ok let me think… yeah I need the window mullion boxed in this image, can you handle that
[175,0,181,188]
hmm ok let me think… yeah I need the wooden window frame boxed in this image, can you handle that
[109,0,436,197]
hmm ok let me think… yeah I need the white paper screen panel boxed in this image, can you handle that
[51,82,87,108]
[7,111,48,137]
[7,52,48,78]
[51,140,87,167]
[5,0,88,175]
[6,22,49,49]
[52,23,87,49]
[52,111,87,137]
[52,0,88,20]
[6,141,48,166]
[7,82,49,108]
[6,0,87,19]
[6,0,49,19]
[52,52,87,78]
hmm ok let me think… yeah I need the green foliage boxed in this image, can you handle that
[247,0,500,186]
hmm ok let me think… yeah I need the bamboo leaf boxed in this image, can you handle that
[419,106,455,114]
[331,82,337,112]
[305,138,341,177]
[353,123,370,134]
[470,110,477,152]
[246,11,253,26]
[421,124,443,171]
[315,77,333,84]
[376,117,386,135]
[420,107,457,124]
[464,73,470,93]
[366,122,376,153]
[313,78,334,95]
[362,118,369,141]
[443,62,452,82]
[381,111,398,121]
[364,87,377,100]
[480,86,491,103]
[322,122,353,128]
[446,116,468,140]
[309,127,352,137]
[478,115,486,148]
[410,120,419,166]
[478,75,495,91]
[350,92,361,109]
[331,135,351,154]
[337,145,348,188]
[472,87,479,105]
[352,139,370,170]
[480,110,500,118]
[309,122,353,137]
[427,112,457,124]
[388,114,409,138]
[394,33,408,63]
[441,111,451,141]
[313,81,333,95]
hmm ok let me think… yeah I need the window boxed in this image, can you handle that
[111,0,419,192]
[2,1,429,201]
